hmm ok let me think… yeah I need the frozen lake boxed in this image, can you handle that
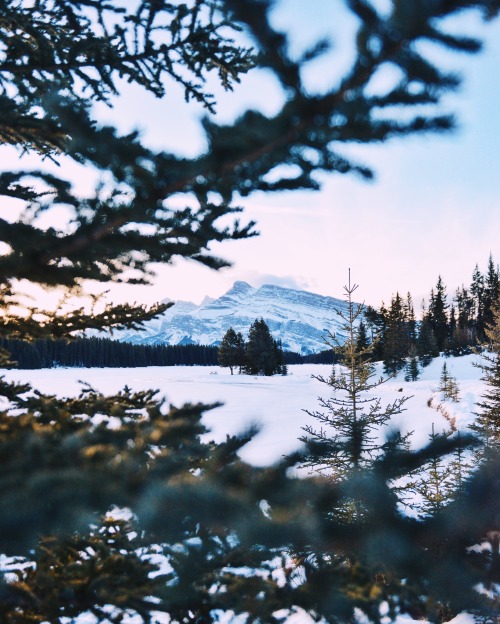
[1,356,483,466]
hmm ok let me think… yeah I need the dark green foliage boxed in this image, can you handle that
[0,377,334,621]
[0,516,165,623]
[0,380,214,551]
[482,254,500,331]
[0,336,334,369]
[383,292,414,375]
[404,347,421,382]
[0,337,221,368]
[368,259,500,365]
[298,277,499,619]
[298,349,341,365]
[356,320,370,359]
[218,327,245,374]
[219,322,287,376]
[244,318,284,376]
[448,432,475,501]
[447,288,476,355]
[1,0,499,322]
[0,0,257,336]
[0,295,171,343]
[366,293,417,374]
[275,339,288,375]
[0,369,497,621]
[409,425,458,516]
[363,304,386,361]
[471,264,486,337]
[427,277,450,352]
[458,257,500,344]
[471,291,500,456]
[408,426,475,530]
[417,318,440,366]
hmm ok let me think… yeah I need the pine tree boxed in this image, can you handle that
[428,276,450,352]
[356,319,371,358]
[483,254,500,330]
[471,290,500,456]
[405,292,418,345]
[456,285,475,329]
[449,286,476,354]
[2,514,166,622]
[410,425,457,517]
[471,263,486,338]
[439,362,460,402]
[274,338,288,375]
[367,292,417,373]
[363,304,387,361]
[244,318,278,376]
[300,273,411,520]
[417,317,440,366]
[445,304,457,354]
[404,346,420,382]
[448,431,474,500]
[218,327,245,374]
[383,292,413,375]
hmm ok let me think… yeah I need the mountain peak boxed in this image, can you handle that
[116,282,356,354]
[227,281,255,295]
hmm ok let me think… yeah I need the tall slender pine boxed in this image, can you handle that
[300,272,410,520]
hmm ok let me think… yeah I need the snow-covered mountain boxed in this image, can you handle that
[116,281,357,354]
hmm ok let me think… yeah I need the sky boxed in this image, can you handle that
[8,1,500,311]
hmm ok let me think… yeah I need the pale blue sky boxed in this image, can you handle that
[7,1,500,310]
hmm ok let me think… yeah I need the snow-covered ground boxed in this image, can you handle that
[0,355,487,624]
[1,354,484,465]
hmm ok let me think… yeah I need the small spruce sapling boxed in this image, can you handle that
[448,431,474,500]
[409,424,458,516]
[404,346,421,382]
[439,362,460,402]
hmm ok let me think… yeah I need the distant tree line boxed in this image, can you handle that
[286,349,341,365]
[364,255,500,379]
[1,336,335,370]
[0,337,219,369]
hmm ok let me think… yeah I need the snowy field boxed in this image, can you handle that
[0,355,487,624]
[1,354,484,465]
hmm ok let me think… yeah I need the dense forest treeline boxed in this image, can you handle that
[365,255,500,378]
[1,336,337,370]
[0,337,219,369]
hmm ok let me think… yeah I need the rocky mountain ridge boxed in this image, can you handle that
[117,281,356,354]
